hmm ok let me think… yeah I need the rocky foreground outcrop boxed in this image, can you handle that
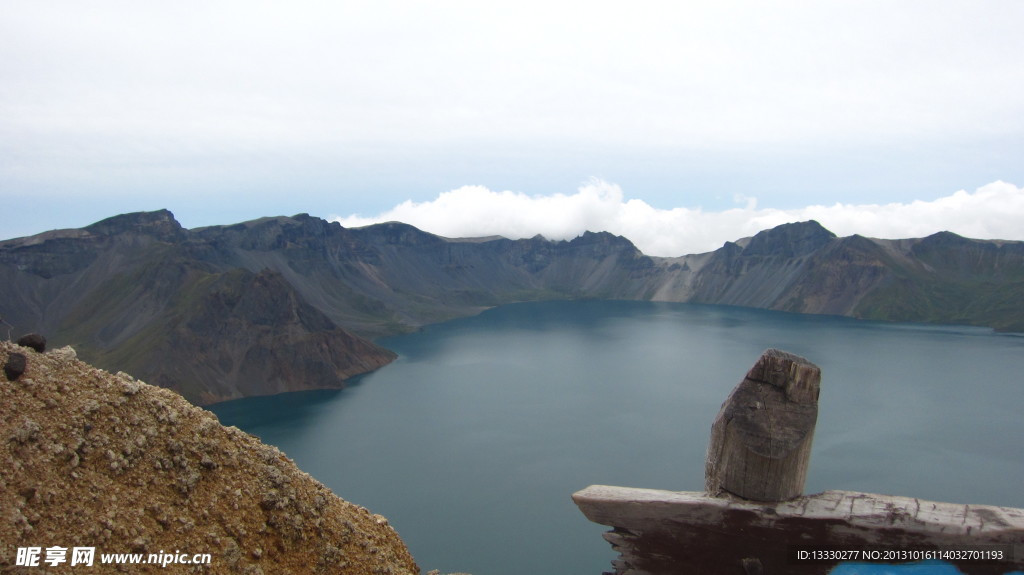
[0,340,419,574]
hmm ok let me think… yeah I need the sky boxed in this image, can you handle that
[2,1,1024,255]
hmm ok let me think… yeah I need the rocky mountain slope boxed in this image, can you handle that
[650,221,1024,329]
[2,211,1021,404]
[0,340,419,574]
[0,212,398,404]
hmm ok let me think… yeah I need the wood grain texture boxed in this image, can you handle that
[573,485,1024,575]
[705,348,821,501]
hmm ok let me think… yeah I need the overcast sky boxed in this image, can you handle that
[3,1,1023,255]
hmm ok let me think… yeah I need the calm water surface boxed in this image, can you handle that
[212,301,1024,575]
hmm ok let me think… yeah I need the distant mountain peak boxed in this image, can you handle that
[84,209,184,241]
[741,220,837,258]
[356,221,446,246]
[920,230,970,245]
[573,230,633,244]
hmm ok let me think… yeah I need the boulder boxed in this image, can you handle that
[4,352,26,381]
[17,333,46,353]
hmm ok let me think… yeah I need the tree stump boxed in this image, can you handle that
[705,348,821,501]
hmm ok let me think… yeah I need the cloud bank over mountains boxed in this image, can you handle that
[334,180,1024,257]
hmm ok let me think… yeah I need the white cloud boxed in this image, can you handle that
[333,180,1024,257]
[3,1,1024,243]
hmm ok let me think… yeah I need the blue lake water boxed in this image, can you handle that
[211,300,1024,575]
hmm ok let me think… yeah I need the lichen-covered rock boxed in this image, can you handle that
[0,341,419,574]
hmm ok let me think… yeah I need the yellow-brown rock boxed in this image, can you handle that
[0,341,418,574]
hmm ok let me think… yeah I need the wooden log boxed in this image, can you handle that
[705,348,821,501]
[572,485,1024,575]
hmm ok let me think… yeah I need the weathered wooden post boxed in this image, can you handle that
[572,348,1024,575]
[705,348,820,501]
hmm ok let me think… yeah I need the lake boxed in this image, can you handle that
[211,300,1024,575]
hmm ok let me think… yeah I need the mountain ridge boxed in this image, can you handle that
[2,211,1022,404]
